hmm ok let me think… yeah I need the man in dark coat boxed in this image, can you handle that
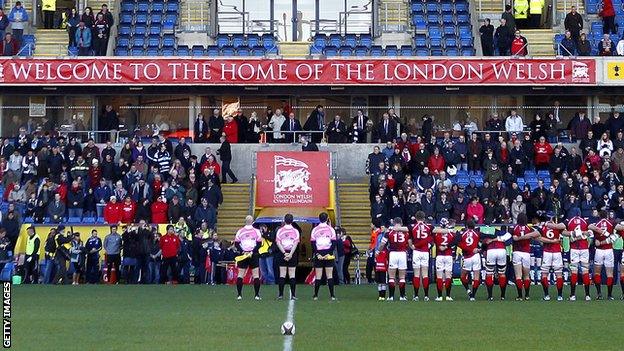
[216,134,238,184]
[479,18,495,56]
[303,105,325,143]
[375,113,396,143]
[564,6,583,43]
[495,18,512,55]
[351,109,369,144]
[208,109,224,143]
[280,112,302,143]
[194,113,208,143]
[327,115,347,143]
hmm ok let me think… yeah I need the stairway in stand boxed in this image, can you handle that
[217,183,251,239]
[338,182,372,251]
[33,29,68,56]
[522,29,557,56]
[378,0,410,32]
[278,42,310,57]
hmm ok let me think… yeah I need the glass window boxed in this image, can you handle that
[217,0,245,33]
[318,1,343,34]
[345,0,372,33]
[247,1,272,34]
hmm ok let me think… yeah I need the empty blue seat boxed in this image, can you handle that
[429,27,442,38]
[162,21,175,32]
[247,34,261,47]
[67,46,78,56]
[206,45,219,56]
[237,47,250,56]
[149,24,162,35]
[146,47,159,56]
[411,2,424,12]
[119,25,131,36]
[384,45,398,56]
[400,45,413,56]
[442,14,455,24]
[457,13,470,23]
[132,36,145,47]
[147,35,160,47]
[162,34,176,47]
[152,1,165,12]
[324,46,338,57]
[461,48,474,56]
[135,12,148,24]
[117,35,130,47]
[131,47,145,56]
[443,25,456,36]
[232,35,245,48]
[413,14,426,25]
[431,48,444,56]
[426,3,440,12]
[427,14,440,24]
[137,0,149,12]
[414,34,427,47]
[441,2,453,12]
[121,2,135,12]
[167,2,179,12]
[415,48,429,56]
[161,48,174,56]
[313,34,327,48]
[252,46,265,56]
[216,34,230,48]
[460,38,473,47]
[265,46,278,54]
[455,2,468,12]
[120,12,133,24]
[164,13,178,24]
[176,45,190,56]
[151,13,162,24]
[134,25,147,36]
[430,37,442,47]
[354,46,368,56]
[192,45,205,56]
[221,46,235,56]
[115,47,129,56]
[445,36,457,47]
[370,45,383,56]
[344,34,357,48]
[338,46,352,56]
[360,34,372,47]
[310,45,323,55]
[262,34,276,49]
[446,48,459,56]
[329,34,342,47]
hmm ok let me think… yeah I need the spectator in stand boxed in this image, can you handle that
[599,34,614,56]
[327,115,347,143]
[66,8,80,47]
[529,0,544,28]
[568,110,591,141]
[600,0,617,35]
[0,10,9,41]
[233,108,248,143]
[352,109,369,144]
[75,21,92,56]
[427,147,445,176]
[47,193,65,223]
[151,196,169,224]
[564,6,583,43]
[510,30,528,56]
[217,134,238,184]
[208,109,225,143]
[222,115,239,143]
[246,112,262,143]
[598,132,614,158]
[281,112,302,143]
[505,110,524,137]
[479,19,494,56]
[607,111,624,138]
[304,105,325,143]
[1,33,18,56]
[577,33,591,56]
[268,108,286,143]
[559,31,576,56]
[375,113,396,143]
[194,113,208,143]
[98,4,114,49]
[67,180,84,218]
[103,195,122,224]
[92,13,109,56]
[467,133,482,175]
[502,5,516,32]
[81,6,94,29]
[466,196,485,224]
[8,2,28,45]
[534,136,553,170]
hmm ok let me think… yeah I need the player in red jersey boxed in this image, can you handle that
[408,211,433,301]
[588,211,618,300]
[559,208,591,301]
[539,216,564,301]
[483,226,511,301]
[432,218,457,301]
[378,217,410,301]
[458,220,482,301]
[511,213,540,300]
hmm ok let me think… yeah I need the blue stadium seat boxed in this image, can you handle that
[400,45,413,56]
[120,12,133,24]
[446,47,459,56]
[431,48,444,56]
[427,14,440,24]
[251,46,265,56]
[426,3,440,13]
[441,2,453,13]
[459,26,472,38]
[354,45,368,56]
[147,35,160,47]
[237,47,250,56]
[457,13,470,23]
[121,2,135,12]
[161,48,174,56]
[411,2,424,13]
[149,24,162,35]
[461,48,474,56]
[414,34,427,48]
[167,2,179,12]
[232,34,245,48]
[162,21,175,32]
[164,12,178,25]
[132,36,145,47]
[442,14,455,24]
[67,46,78,56]
[119,25,132,36]
[134,25,147,36]
[131,47,145,56]
[247,34,261,47]
[360,34,372,47]
[313,34,327,48]
[176,45,190,56]
[329,33,343,47]
[430,37,442,48]
[445,36,457,48]
[117,35,130,48]
[415,48,429,56]
[192,45,205,56]
[428,27,442,39]
[460,37,473,47]
[310,45,323,55]
[443,25,456,36]
[338,46,352,56]
[221,46,235,56]
[135,12,148,25]
[162,34,176,47]
[370,45,383,56]
[151,13,163,24]
[455,2,468,13]
[324,46,338,57]
[137,0,150,12]
[152,0,165,13]
[384,45,398,56]
[344,34,357,48]
[216,34,230,48]
[115,47,129,56]
[24,217,34,223]
[262,35,276,49]
[206,45,219,56]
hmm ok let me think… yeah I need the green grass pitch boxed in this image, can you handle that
[11,284,624,350]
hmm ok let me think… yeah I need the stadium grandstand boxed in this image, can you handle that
[3,0,624,350]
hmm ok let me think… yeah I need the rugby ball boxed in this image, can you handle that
[281,322,296,335]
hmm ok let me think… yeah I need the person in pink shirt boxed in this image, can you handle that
[310,212,337,300]
[275,213,300,300]
[234,215,262,300]
[466,196,485,224]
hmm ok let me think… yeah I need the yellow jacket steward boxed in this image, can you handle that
[42,0,56,11]
[514,0,529,19]
[529,0,545,14]
[259,237,272,255]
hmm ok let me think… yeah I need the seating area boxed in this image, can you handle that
[454,169,551,189]
[115,0,180,56]
[18,35,36,56]
[554,20,621,55]
[309,33,376,56]
[410,0,475,56]
[197,33,279,57]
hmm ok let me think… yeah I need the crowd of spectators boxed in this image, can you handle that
[366,109,624,227]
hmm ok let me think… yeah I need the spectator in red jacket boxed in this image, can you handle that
[600,0,617,35]
[88,159,103,189]
[222,115,239,143]
[103,196,123,224]
[466,196,485,224]
[151,196,169,224]
[200,154,221,175]
[427,147,446,175]
[533,136,553,170]
[1,33,18,56]
[120,196,136,224]
[159,224,181,284]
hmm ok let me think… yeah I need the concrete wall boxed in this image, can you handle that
[188,143,381,182]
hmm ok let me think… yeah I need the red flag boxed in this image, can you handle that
[305,270,316,285]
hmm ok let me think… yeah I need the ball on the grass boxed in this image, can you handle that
[281,322,295,335]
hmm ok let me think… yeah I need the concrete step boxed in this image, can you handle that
[279,41,310,57]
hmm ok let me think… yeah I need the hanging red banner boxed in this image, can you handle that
[0,58,596,85]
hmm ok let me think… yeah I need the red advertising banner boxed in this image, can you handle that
[0,58,595,85]
[256,151,330,207]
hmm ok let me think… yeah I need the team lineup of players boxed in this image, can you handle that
[375,210,624,301]
[233,213,338,300]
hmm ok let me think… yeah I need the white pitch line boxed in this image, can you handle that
[283,298,295,351]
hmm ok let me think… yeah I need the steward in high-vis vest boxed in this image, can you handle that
[24,226,41,283]
[529,0,545,28]
[42,0,56,29]
[514,0,529,29]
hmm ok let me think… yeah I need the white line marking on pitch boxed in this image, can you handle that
[283,298,295,351]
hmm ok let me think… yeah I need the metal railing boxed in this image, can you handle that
[16,42,34,57]
[261,130,327,144]
[557,42,575,56]
[56,128,128,143]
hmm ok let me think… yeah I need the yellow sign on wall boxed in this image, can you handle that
[606,62,624,80]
